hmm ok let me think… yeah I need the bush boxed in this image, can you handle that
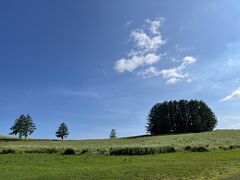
[218,145,240,151]
[160,146,176,153]
[184,146,192,151]
[184,146,208,152]
[218,146,229,150]
[0,148,16,154]
[228,145,240,150]
[62,148,76,155]
[109,146,175,156]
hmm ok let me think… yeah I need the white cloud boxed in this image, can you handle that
[161,68,186,79]
[178,56,197,70]
[115,53,160,73]
[146,17,164,34]
[227,59,240,67]
[115,17,165,73]
[227,59,234,66]
[182,56,197,65]
[220,87,240,101]
[131,30,165,52]
[137,56,197,84]
[114,17,197,85]
[137,66,161,78]
[166,78,179,85]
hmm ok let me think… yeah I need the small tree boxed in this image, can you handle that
[109,129,117,138]
[9,114,36,139]
[56,123,69,140]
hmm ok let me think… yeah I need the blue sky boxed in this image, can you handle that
[1,0,240,139]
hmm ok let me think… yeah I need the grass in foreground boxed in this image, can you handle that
[0,149,240,179]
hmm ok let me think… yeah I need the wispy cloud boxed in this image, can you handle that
[146,17,164,34]
[220,87,240,101]
[137,56,197,84]
[114,17,197,85]
[115,53,160,73]
[125,21,132,26]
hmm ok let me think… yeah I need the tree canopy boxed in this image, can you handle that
[9,114,36,139]
[110,129,117,138]
[146,100,217,135]
[56,123,69,140]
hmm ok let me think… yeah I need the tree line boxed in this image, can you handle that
[146,100,217,135]
[7,99,216,139]
[8,114,117,140]
[9,114,70,140]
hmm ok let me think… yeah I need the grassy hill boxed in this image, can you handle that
[1,130,240,179]
[1,130,240,154]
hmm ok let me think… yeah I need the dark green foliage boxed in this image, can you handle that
[109,129,117,138]
[184,146,192,151]
[147,100,217,135]
[228,145,240,149]
[9,114,36,139]
[0,148,16,154]
[219,145,240,151]
[109,146,175,156]
[184,146,208,152]
[56,123,69,140]
[62,148,76,155]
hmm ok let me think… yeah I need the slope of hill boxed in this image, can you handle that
[1,130,240,179]
[0,130,240,153]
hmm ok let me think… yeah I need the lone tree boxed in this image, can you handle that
[56,123,69,140]
[109,129,117,138]
[10,114,36,139]
[146,100,217,135]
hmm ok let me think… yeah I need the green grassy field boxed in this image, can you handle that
[1,130,240,179]
[0,149,240,179]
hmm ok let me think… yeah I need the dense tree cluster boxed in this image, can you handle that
[146,100,217,135]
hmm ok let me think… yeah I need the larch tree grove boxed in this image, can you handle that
[146,100,217,135]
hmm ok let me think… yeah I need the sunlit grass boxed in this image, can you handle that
[1,130,240,154]
[0,149,240,179]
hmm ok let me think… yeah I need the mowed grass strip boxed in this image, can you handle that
[0,149,240,180]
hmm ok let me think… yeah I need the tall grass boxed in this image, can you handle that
[0,130,240,155]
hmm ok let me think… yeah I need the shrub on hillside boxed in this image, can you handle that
[228,145,240,150]
[109,146,175,156]
[0,148,16,154]
[184,146,208,152]
[218,145,240,151]
[62,148,76,155]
